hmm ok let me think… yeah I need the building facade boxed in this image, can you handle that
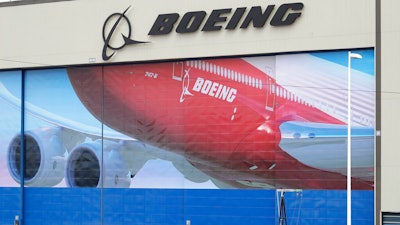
[0,0,397,224]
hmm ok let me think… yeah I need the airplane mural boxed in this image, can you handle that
[0,49,375,190]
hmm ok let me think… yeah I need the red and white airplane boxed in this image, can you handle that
[61,53,374,190]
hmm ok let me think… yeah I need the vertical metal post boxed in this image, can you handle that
[19,70,26,225]
[347,51,352,225]
[375,1,382,225]
[347,51,362,225]
[100,66,104,225]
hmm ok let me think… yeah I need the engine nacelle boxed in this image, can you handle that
[7,127,66,186]
[65,140,131,188]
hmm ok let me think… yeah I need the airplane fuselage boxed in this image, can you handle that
[67,57,373,189]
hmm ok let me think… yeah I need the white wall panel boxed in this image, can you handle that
[380,0,400,213]
[0,0,374,69]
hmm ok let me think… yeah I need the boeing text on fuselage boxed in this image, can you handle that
[192,77,237,103]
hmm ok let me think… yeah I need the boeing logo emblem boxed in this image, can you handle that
[180,68,193,103]
[102,3,304,61]
[102,6,148,61]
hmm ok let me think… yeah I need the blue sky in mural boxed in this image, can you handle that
[311,49,374,75]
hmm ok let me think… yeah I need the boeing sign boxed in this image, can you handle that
[102,3,304,60]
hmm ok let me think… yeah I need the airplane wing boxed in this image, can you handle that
[279,121,374,180]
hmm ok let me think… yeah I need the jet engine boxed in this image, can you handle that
[7,127,66,186]
[65,140,131,188]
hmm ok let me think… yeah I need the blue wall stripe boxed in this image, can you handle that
[0,188,374,225]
